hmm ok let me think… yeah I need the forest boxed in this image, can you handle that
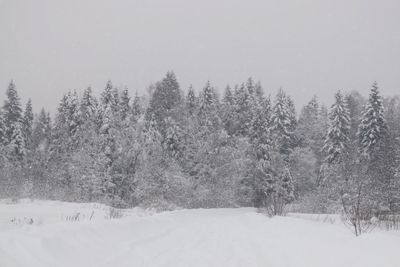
[0,72,399,234]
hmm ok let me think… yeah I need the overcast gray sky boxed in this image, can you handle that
[1,0,400,113]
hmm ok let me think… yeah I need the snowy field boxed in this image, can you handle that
[0,200,399,267]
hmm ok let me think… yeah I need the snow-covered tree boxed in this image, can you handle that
[186,86,197,116]
[271,88,293,156]
[80,86,98,121]
[0,111,5,145]
[323,91,350,164]
[357,82,388,160]
[254,153,295,215]
[3,81,23,142]
[9,121,26,160]
[130,91,142,123]
[199,81,216,114]
[249,96,272,160]
[23,99,34,149]
[232,83,251,136]
[146,71,182,133]
[120,87,131,121]
[164,117,182,159]
[32,108,52,151]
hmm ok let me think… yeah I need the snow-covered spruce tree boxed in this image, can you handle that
[146,71,183,135]
[286,96,297,137]
[356,82,394,208]
[131,91,142,123]
[346,91,365,143]
[120,87,131,121]
[80,86,98,122]
[337,83,390,235]
[164,117,183,159]
[249,96,272,161]
[3,81,23,143]
[0,111,6,146]
[98,82,118,167]
[8,121,26,160]
[32,108,52,151]
[199,81,215,114]
[323,91,350,165]
[22,99,34,150]
[357,82,388,160]
[297,96,319,147]
[221,85,236,135]
[270,88,294,157]
[198,81,220,130]
[186,85,197,117]
[232,83,252,136]
[53,91,82,150]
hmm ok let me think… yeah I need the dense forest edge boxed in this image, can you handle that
[0,72,399,235]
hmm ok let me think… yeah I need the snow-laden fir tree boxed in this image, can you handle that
[199,81,215,113]
[221,85,235,135]
[323,91,350,164]
[62,91,81,140]
[9,121,26,160]
[199,81,220,129]
[249,96,272,160]
[131,91,142,123]
[23,99,34,149]
[120,87,131,121]
[357,82,388,160]
[164,117,182,159]
[32,108,52,151]
[0,111,5,145]
[297,96,319,146]
[233,83,251,136]
[186,85,197,116]
[222,85,234,105]
[271,88,293,156]
[3,81,23,142]
[80,86,98,121]
[146,71,182,133]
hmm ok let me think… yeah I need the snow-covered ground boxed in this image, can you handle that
[0,200,399,267]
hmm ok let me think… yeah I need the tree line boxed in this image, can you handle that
[0,73,399,223]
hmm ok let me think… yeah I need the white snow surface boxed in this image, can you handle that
[0,200,399,267]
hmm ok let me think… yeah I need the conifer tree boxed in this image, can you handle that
[32,108,52,150]
[164,117,182,159]
[357,82,388,160]
[131,91,142,123]
[120,87,131,121]
[323,91,350,164]
[271,88,293,156]
[146,71,182,133]
[199,81,216,113]
[221,85,235,135]
[222,85,234,105]
[0,111,5,145]
[186,86,197,116]
[3,81,23,142]
[23,99,34,149]
[199,81,220,129]
[249,96,272,160]
[81,86,98,121]
[53,91,82,152]
[9,121,26,160]
[232,83,251,136]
